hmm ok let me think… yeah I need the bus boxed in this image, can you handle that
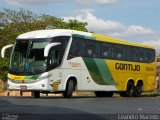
[1,29,156,98]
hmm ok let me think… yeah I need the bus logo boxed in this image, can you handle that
[115,63,140,71]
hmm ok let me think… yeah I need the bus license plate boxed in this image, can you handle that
[20,85,27,90]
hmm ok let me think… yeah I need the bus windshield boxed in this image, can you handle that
[9,36,70,75]
[9,39,49,75]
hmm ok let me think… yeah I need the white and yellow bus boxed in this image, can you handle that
[1,29,156,98]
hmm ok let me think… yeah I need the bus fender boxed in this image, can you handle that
[125,78,135,90]
[64,75,77,90]
[135,79,143,86]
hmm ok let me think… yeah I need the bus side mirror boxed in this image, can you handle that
[1,44,13,58]
[44,42,61,57]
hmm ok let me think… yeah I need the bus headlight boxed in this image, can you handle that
[37,74,51,81]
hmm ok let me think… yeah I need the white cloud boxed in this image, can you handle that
[110,25,155,38]
[142,39,160,51]
[64,9,160,50]
[127,25,155,36]
[64,9,156,37]
[64,9,125,33]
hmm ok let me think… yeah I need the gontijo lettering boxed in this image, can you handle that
[115,63,140,71]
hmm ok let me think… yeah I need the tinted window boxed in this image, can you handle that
[138,48,147,62]
[85,40,100,58]
[51,36,69,49]
[68,37,85,59]
[147,49,155,63]
[101,42,113,59]
[51,36,70,65]
[68,36,155,63]
[127,46,138,62]
[113,44,126,60]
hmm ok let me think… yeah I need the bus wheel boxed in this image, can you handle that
[63,80,75,98]
[134,82,143,97]
[33,91,40,98]
[119,81,134,97]
[95,91,114,97]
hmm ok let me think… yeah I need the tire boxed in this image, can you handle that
[63,80,75,98]
[119,81,134,97]
[33,91,40,98]
[95,91,114,97]
[134,82,143,97]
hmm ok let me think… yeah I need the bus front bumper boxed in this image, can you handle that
[7,79,50,91]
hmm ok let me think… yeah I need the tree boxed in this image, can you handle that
[67,19,87,32]
[0,8,88,81]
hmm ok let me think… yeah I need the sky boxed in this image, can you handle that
[1,0,160,51]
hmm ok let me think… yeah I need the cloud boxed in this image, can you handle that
[64,9,125,33]
[64,9,156,37]
[142,39,160,51]
[64,9,160,51]
[110,25,155,38]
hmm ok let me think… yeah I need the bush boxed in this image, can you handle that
[0,57,9,82]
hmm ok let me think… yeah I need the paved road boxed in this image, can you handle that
[0,96,160,120]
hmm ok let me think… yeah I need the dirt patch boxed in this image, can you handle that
[0,91,94,97]
[0,78,5,92]
[0,91,32,96]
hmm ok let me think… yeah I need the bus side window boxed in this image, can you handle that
[114,45,122,60]
[85,40,100,58]
[87,49,93,56]
[68,37,85,59]
[127,46,138,62]
[147,49,155,63]
[103,51,108,57]
[48,48,59,67]
[101,43,110,58]
[139,48,147,62]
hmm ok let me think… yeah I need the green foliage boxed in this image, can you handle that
[0,58,9,82]
[67,19,88,32]
[0,8,88,81]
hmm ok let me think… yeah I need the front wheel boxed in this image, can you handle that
[63,80,75,98]
[33,91,40,98]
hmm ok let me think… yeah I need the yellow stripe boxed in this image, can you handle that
[8,73,25,80]
[92,33,154,49]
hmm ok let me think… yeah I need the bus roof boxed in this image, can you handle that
[17,29,154,49]
[17,29,91,39]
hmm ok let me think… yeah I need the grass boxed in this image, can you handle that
[141,91,160,97]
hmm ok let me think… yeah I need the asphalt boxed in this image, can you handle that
[0,96,160,120]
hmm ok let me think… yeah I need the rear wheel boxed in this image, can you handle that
[119,81,134,97]
[95,91,114,97]
[33,91,40,98]
[63,80,75,98]
[134,82,143,97]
